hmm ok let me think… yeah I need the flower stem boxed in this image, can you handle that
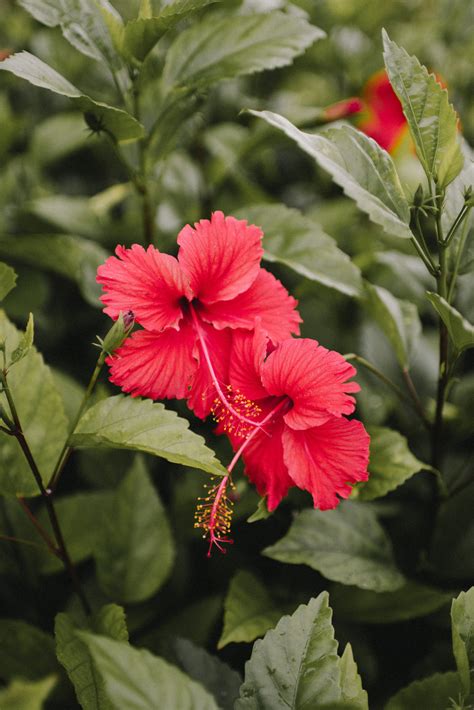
[1,369,91,614]
[48,350,107,491]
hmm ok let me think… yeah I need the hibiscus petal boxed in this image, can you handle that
[228,323,269,401]
[177,211,263,304]
[262,339,360,429]
[241,416,294,511]
[107,321,196,400]
[282,417,370,510]
[187,323,233,419]
[200,269,301,342]
[97,244,191,331]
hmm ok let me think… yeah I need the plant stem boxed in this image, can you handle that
[344,354,430,429]
[0,531,54,553]
[1,370,91,614]
[17,497,58,556]
[412,212,439,276]
[431,191,449,470]
[48,349,107,491]
[443,203,471,248]
[447,216,470,303]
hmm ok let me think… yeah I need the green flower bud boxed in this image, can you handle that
[100,311,134,355]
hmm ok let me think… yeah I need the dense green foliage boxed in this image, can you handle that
[0,0,472,708]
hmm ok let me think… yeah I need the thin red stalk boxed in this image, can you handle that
[205,398,288,555]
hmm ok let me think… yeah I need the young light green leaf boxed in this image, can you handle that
[237,203,362,298]
[163,12,324,90]
[263,503,405,592]
[339,644,369,710]
[94,457,175,603]
[71,395,226,476]
[218,570,282,649]
[0,262,17,301]
[9,313,34,366]
[0,620,58,681]
[18,0,126,77]
[0,311,69,497]
[79,633,219,709]
[451,587,474,698]
[426,292,474,353]
[382,30,463,187]
[364,282,421,369]
[352,426,428,501]
[37,491,114,574]
[385,672,462,710]
[0,675,57,710]
[250,111,413,240]
[55,604,128,710]
[331,582,452,624]
[0,52,144,143]
[173,638,242,710]
[0,233,109,307]
[123,0,221,61]
[235,592,368,710]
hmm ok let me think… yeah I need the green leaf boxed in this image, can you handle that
[31,113,91,165]
[426,292,474,353]
[0,52,143,143]
[9,313,34,366]
[123,0,221,62]
[218,570,282,649]
[0,620,58,681]
[79,633,220,709]
[339,644,369,710]
[263,503,405,592]
[247,496,271,523]
[451,587,474,698]
[55,604,128,710]
[71,394,226,476]
[352,426,428,501]
[37,491,114,574]
[235,592,368,710]
[382,30,463,187]
[26,195,102,239]
[173,638,242,710]
[384,672,462,710]
[0,311,69,497]
[94,457,175,603]
[363,282,421,369]
[18,0,126,76]
[163,12,324,90]
[251,111,412,240]
[0,675,57,710]
[0,262,17,301]
[331,582,452,624]
[236,203,362,298]
[0,233,109,307]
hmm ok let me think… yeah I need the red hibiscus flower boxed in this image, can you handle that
[322,69,447,156]
[96,212,301,417]
[214,325,370,512]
